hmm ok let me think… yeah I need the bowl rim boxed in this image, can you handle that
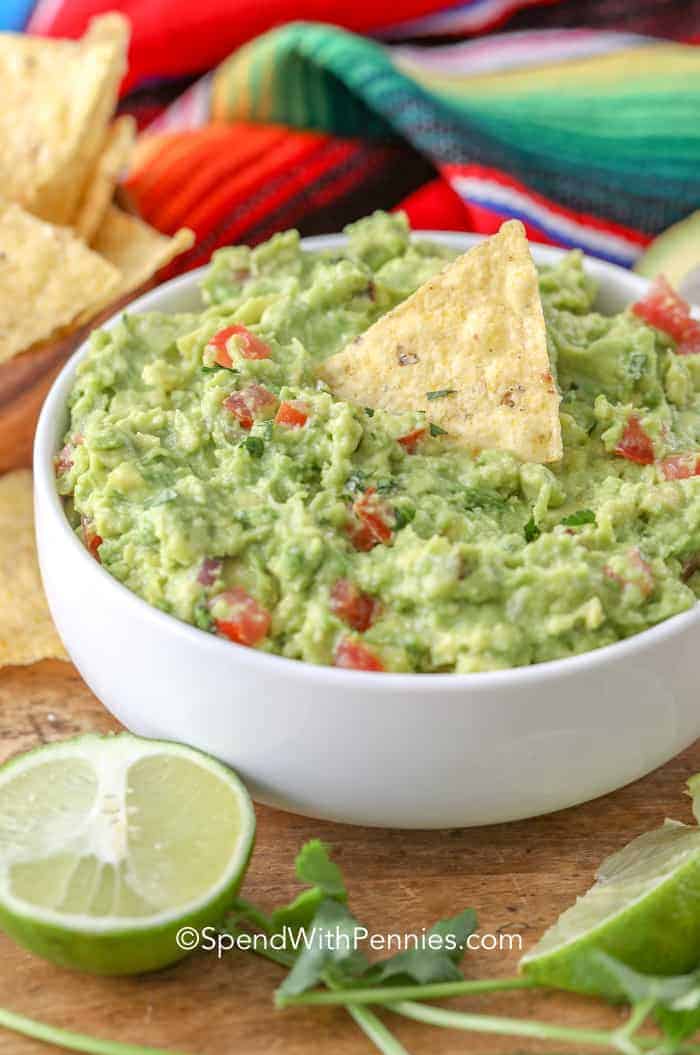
[34,230,700,693]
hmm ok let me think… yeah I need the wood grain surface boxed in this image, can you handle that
[0,659,697,1055]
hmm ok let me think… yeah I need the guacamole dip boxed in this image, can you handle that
[56,212,700,673]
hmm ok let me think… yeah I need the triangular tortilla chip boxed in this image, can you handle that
[0,201,120,364]
[75,116,136,243]
[320,221,562,463]
[0,14,129,226]
[78,206,194,321]
[0,470,67,666]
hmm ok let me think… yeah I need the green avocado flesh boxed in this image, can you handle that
[57,212,700,673]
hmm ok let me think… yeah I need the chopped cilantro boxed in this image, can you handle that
[462,487,507,512]
[344,470,367,496]
[375,478,396,495]
[426,389,457,401]
[243,436,264,458]
[394,505,416,530]
[364,407,375,418]
[627,350,647,381]
[193,602,213,632]
[430,422,448,437]
[524,517,540,543]
[561,509,596,527]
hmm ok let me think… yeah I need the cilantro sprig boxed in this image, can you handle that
[2,830,700,1055]
[226,841,700,1055]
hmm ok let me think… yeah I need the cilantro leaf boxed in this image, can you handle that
[242,435,264,458]
[429,423,448,437]
[592,953,700,1043]
[524,517,540,543]
[361,909,477,987]
[560,509,595,527]
[426,389,457,401]
[393,505,416,531]
[364,407,375,418]
[295,840,346,898]
[269,841,347,937]
[277,899,369,997]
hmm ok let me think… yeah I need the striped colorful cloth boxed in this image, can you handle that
[11,1,700,273]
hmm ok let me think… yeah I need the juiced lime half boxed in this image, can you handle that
[0,733,255,975]
[520,820,700,995]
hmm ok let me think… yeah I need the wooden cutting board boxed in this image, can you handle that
[0,659,697,1055]
[1,328,699,1053]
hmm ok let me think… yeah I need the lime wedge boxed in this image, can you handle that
[520,820,700,995]
[0,733,255,975]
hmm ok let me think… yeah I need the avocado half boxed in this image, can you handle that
[635,211,700,304]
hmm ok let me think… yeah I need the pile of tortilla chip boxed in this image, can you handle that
[0,14,194,366]
[0,471,67,666]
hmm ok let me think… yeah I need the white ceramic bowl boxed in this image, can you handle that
[34,233,700,829]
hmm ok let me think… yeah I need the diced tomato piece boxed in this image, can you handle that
[603,547,654,598]
[346,521,378,552]
[81,517,102,563]
[397,427,426,454]
[632,277,700,354]
[224,392,254,429]
[54,444,73,475]
[334,636,384,672]
[208,325,271,367]
[614,416,655,465]
[223,383,277,430]
[660,454,700,480]
[348,488,393,551]
[197,557,222,586]
[211,587,271,647]
[54,433,83,476]
[275,401,309,429]
[330,579,378,632]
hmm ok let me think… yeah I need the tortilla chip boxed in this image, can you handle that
[75,116,136,243]
[319,221,562,463]
[0,14,129,226]
[0,201,121,364]
[81,206,194,318]
[0,470,67,666]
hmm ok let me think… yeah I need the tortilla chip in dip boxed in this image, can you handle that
[0,201,120,364]
[75,115,136,243]
[0,14,129,227]
[319,220,562,464]
[84,205,194,314]
[0,470,67,667]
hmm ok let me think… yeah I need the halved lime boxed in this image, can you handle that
[0,733,255,975]
[520,820,700,995]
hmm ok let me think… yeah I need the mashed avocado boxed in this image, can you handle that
[56,212,700,673]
